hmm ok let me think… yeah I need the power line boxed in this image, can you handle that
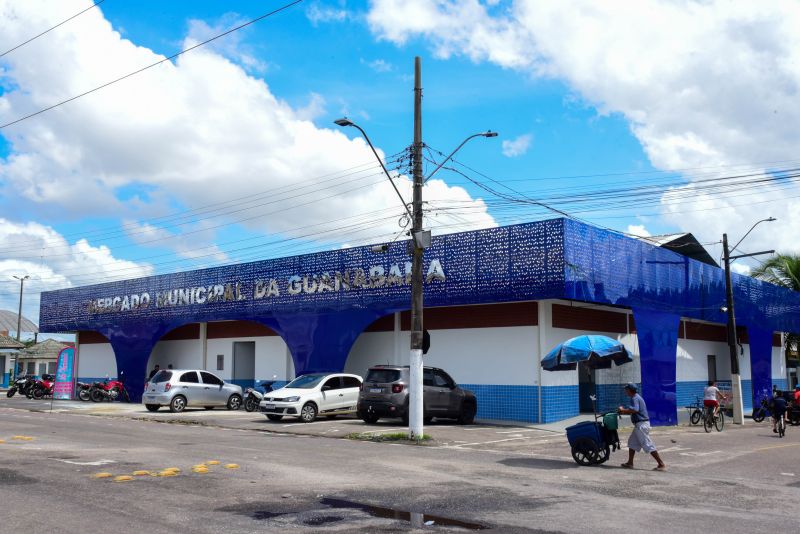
[0,0,107,58]
[0,0,304,130]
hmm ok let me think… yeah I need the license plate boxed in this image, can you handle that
[264,404,275,410]
[145,396,154,401]
[370,388,382,393]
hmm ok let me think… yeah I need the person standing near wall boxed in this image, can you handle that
[618,383,666,471]
[148,364,160,380]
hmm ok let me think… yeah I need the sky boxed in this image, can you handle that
[1,0,800,332]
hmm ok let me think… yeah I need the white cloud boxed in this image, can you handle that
[306,2,348,26]
[366,0,800,254]
[730,263,751,276]
[625,224,651,238]
[501,133,532,157]
[186,14,270,73]
[0,1,494,260]
[363,58,393,73]
[0,218,153,326]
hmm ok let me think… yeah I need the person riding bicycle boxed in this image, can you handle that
[771,390,788,433]
[703,381,724,418]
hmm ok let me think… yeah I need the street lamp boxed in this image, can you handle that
[334,118,413,222]
[425,131,498,182]
[722,217,776,424]
[335,59,497,439]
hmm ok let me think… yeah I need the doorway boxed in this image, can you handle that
[578,361,596,413]
[232,341,256,389]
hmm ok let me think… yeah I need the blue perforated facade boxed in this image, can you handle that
[39,218,800,424]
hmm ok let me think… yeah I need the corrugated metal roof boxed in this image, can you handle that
[0,310,38,334]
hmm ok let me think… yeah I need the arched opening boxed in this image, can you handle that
[344,312,401,378]
[76,330,118,383]
[146,320,294,390]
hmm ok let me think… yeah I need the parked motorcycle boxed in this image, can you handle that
[90,378,130,403]
[244,378,277,412]
[6,375,36,398]
[76,382,92,401]
[31,374,55,400]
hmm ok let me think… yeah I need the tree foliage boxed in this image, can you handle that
[752,254,800,353]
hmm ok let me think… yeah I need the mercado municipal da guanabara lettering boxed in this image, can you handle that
[39,218,800,426]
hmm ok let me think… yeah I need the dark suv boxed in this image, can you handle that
[357,365,477,424]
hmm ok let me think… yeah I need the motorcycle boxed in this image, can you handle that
[90,378,130,402]
[6,375,36,398]
[244,378,277,412]
[31,374,55,400]
[76,382,92,401]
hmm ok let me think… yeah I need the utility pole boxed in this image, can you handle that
[12,274,29,381]
[722,234,744,424]
[409,56,425,440]
[722,217,775,424]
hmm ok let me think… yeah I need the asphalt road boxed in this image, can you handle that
[0,402,798,533]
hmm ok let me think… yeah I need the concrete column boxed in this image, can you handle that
[200,322,208,371]
[537,300,549,424]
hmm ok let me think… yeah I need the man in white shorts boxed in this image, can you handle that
[618,383,666,471]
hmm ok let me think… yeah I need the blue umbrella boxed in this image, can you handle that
[541,335,632,371]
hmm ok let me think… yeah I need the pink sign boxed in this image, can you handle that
[53,347,75,400]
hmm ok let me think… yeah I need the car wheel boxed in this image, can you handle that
[299,402,317,423]
[267,414,283,422]
[227,394,242,411]
[145,404,160,412]
[361,414,379,424]
[169,395,187,413]
[204,406,215,410]
[458,401,477,425]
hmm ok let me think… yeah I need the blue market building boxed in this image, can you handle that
[39,218,800,426]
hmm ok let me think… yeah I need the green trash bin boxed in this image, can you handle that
[603,412,619,431]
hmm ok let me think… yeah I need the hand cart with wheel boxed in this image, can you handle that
[565,396,621,466]
[540,335,632,466]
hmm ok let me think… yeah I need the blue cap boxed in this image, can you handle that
[624,383,638,392]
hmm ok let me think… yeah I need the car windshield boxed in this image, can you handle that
[151,370,172,383]
[366,369,401,383]
[284,374,327,389]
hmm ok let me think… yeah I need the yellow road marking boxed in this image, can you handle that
[755,443,800,452]
[224,463,240,469]
[132,470,151,476]
[113,475,133,482]
[93,472,114,479]
[207,460,220,465]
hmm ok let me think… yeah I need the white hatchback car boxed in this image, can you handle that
[259,373,362,423]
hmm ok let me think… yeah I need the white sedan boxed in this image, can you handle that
[259,373,362,423]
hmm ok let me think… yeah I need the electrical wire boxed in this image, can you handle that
[0,0,107,58]
[0,0,304,130]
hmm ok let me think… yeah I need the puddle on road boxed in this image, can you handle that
[0,468,37,485]
[320,498,488,530]
[218,498,489,529]
[303,515,345,526]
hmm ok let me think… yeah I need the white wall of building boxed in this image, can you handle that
[77,343,117,378]
[346,326,539,386]
[149,339,202,371]
[345,332,397,377]
[206,336,293,382]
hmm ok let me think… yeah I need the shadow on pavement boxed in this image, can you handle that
[498,457,575,470]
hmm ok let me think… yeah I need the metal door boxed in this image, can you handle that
[232,341,256,390]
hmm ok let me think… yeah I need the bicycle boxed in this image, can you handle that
[703,403,724,432]
[686,396,704,425]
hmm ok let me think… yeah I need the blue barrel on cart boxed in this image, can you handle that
[565,421,604,447]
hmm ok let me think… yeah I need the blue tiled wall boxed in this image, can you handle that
[541,385,579,423]
[461,384,538,423]
[2,372,8,388]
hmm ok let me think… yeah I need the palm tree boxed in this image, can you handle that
[752,254,800,354]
